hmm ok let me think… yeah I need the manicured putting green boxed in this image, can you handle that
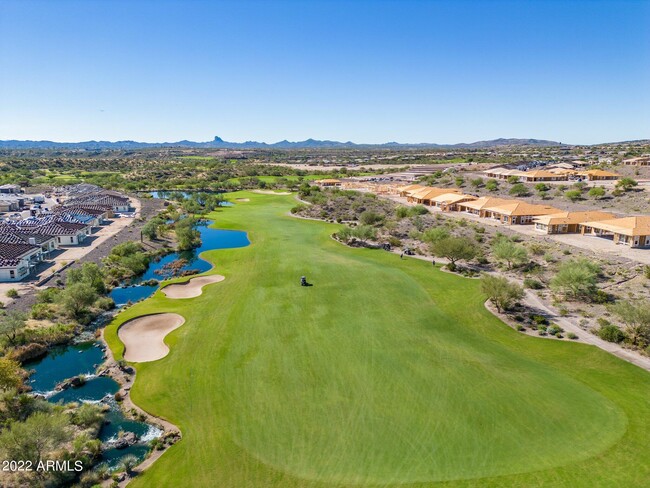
[105,192,650,487]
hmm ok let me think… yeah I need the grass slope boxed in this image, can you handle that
[105,191,650,487]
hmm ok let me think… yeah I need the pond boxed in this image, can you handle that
[109,222,249,306]
[149,190,233,205]
[25,342,157,471]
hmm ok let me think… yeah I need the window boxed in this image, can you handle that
[9,270,14,278]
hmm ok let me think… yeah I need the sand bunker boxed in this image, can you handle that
[235,198,250,202]
[118,313,185,362]
[161,274,225,299]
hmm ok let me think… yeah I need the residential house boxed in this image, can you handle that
[64,193,132,213]
[0,232,58,256]
[579,216,650,248]
[519,170,568,182]
[481,201,562,225]
[407,187,462,205]
[316,178,342,187]
[578,170,619,181]
[428,193,477,211]
[398,184,426,197]
[0,241,42,282]
[532,211,616,234]
[456,197,515,217]
[623,156,650,166]
[0,184,21,194]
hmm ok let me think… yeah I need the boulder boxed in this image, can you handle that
[113,431,138,449]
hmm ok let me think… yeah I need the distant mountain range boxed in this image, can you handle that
[0,136,566,150]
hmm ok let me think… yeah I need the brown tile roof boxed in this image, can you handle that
[458,196,515,211]
[533,211,617,226]
[483,201,562,216]
[579,169,619,178]
[581,216,650,236]
[429,193,477,204]
[410,187,462,200]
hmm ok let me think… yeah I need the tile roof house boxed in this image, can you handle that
[579,216,650,248]
[533,211,616,234]
[428,193,478,211]
[4,218,91,246]
[398,184,426,197]
[64,193,131,212]
[622,156,650,166]
[0,231,58,255]
[481,201,562,225]
[407,187,462,205]
[456,197,515,217]
[0,241,42,281]
[578,170,619,181]
[519,170,568,182]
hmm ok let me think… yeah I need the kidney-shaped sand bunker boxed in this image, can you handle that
[118,313,185,362]
[161,275,225,299]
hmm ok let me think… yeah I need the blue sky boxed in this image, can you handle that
[0,0,648,144]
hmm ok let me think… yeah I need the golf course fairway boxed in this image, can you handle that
[105,191,650,487]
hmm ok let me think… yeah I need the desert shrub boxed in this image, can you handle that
[6,289,18,299]
[509,183,529,197]
[30,303,56,320]
[291,204,307,214]
[409,205,429,216]
[567,332,578,340]
[523,277,544,289]
[95,296,115,311]
[359,210,384,226]
[37,287,61,304]
[547,324,564,336]
[531,314,549,326]
[395,206,409,219]
[597,323,626,343]
[388,236,402,247]
[486,179,499,191]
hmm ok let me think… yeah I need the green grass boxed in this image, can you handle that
[105,192,650,487]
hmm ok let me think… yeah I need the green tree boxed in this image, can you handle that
[486,179,499,192]
[507,175,520,184]
[142,217,165,240]
[67,262,106,295]
[0,412,69,463]
[0,311,27,346]
[359,210,383,226]
[616,177,638,191]
[175,218,201,251]
[480,274,524,313]
[60,282,98,318]
[564,189,582,202]
[550,258,601,300]
[0,358,23,391]
[509,183,529,197]
[430,236,478,266]
[534,183,550,193]
[470,178,484,188]
[422,227,450,244]
[588,186,606,199]
[352,225,377,244]
[491,239,528,269]
[610,300,650,347]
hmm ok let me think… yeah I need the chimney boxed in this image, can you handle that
[28,237,37,245]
